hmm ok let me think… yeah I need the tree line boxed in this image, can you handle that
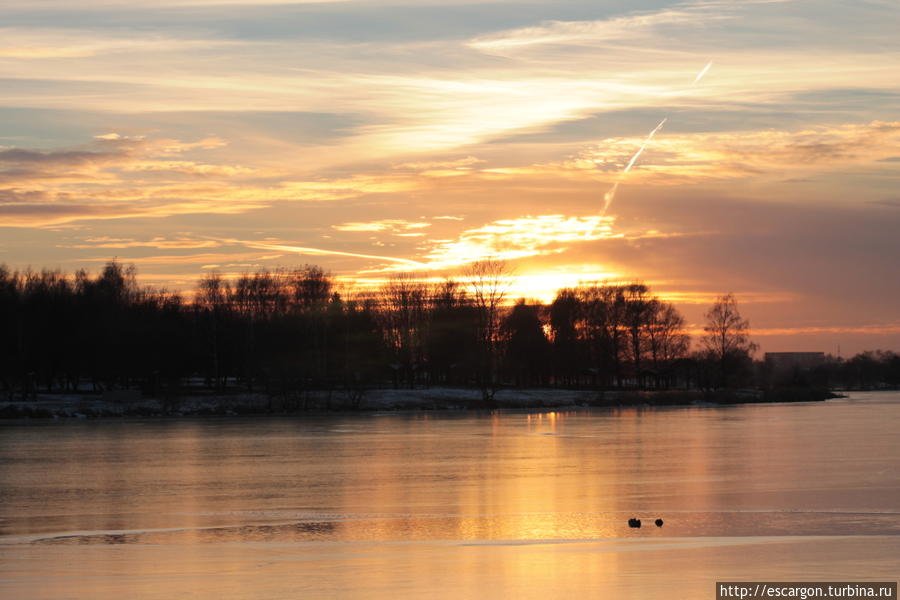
[765,350,900,391]
[1,260,893,404]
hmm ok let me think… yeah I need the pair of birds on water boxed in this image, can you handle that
[628,518,663,528]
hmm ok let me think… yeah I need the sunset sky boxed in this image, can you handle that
[1,0,898,354]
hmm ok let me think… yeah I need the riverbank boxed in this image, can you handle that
[0,387,840,419]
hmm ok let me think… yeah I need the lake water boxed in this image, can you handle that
[1,392,898,598]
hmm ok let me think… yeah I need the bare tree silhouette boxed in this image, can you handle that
[702,293,758,388]
[466,259,513,405]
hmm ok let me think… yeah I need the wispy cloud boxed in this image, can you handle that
[81,251,280,266]
[744,324,900,336]
[222,238,427,267]
[393,156,483,170]
[333,219,430,232]
[60,236,221,249]
[0,27,245,59]
[468,7,713,53]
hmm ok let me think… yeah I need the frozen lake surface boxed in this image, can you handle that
[1,392,898,598]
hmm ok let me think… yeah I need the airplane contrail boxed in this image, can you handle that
[600,61,713,217]
[624,117,667,173]
[601,182,619,215]
[692,60,713,85]
[600,117,667,215]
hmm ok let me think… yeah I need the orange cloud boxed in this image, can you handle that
[365,214,620,271]
[0,135,432,227]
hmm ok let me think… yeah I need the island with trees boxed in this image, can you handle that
[1,260,897,417]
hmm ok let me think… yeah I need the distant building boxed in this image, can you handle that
[764,352,826,373]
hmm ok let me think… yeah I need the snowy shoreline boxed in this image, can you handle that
[0,387,835,419]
